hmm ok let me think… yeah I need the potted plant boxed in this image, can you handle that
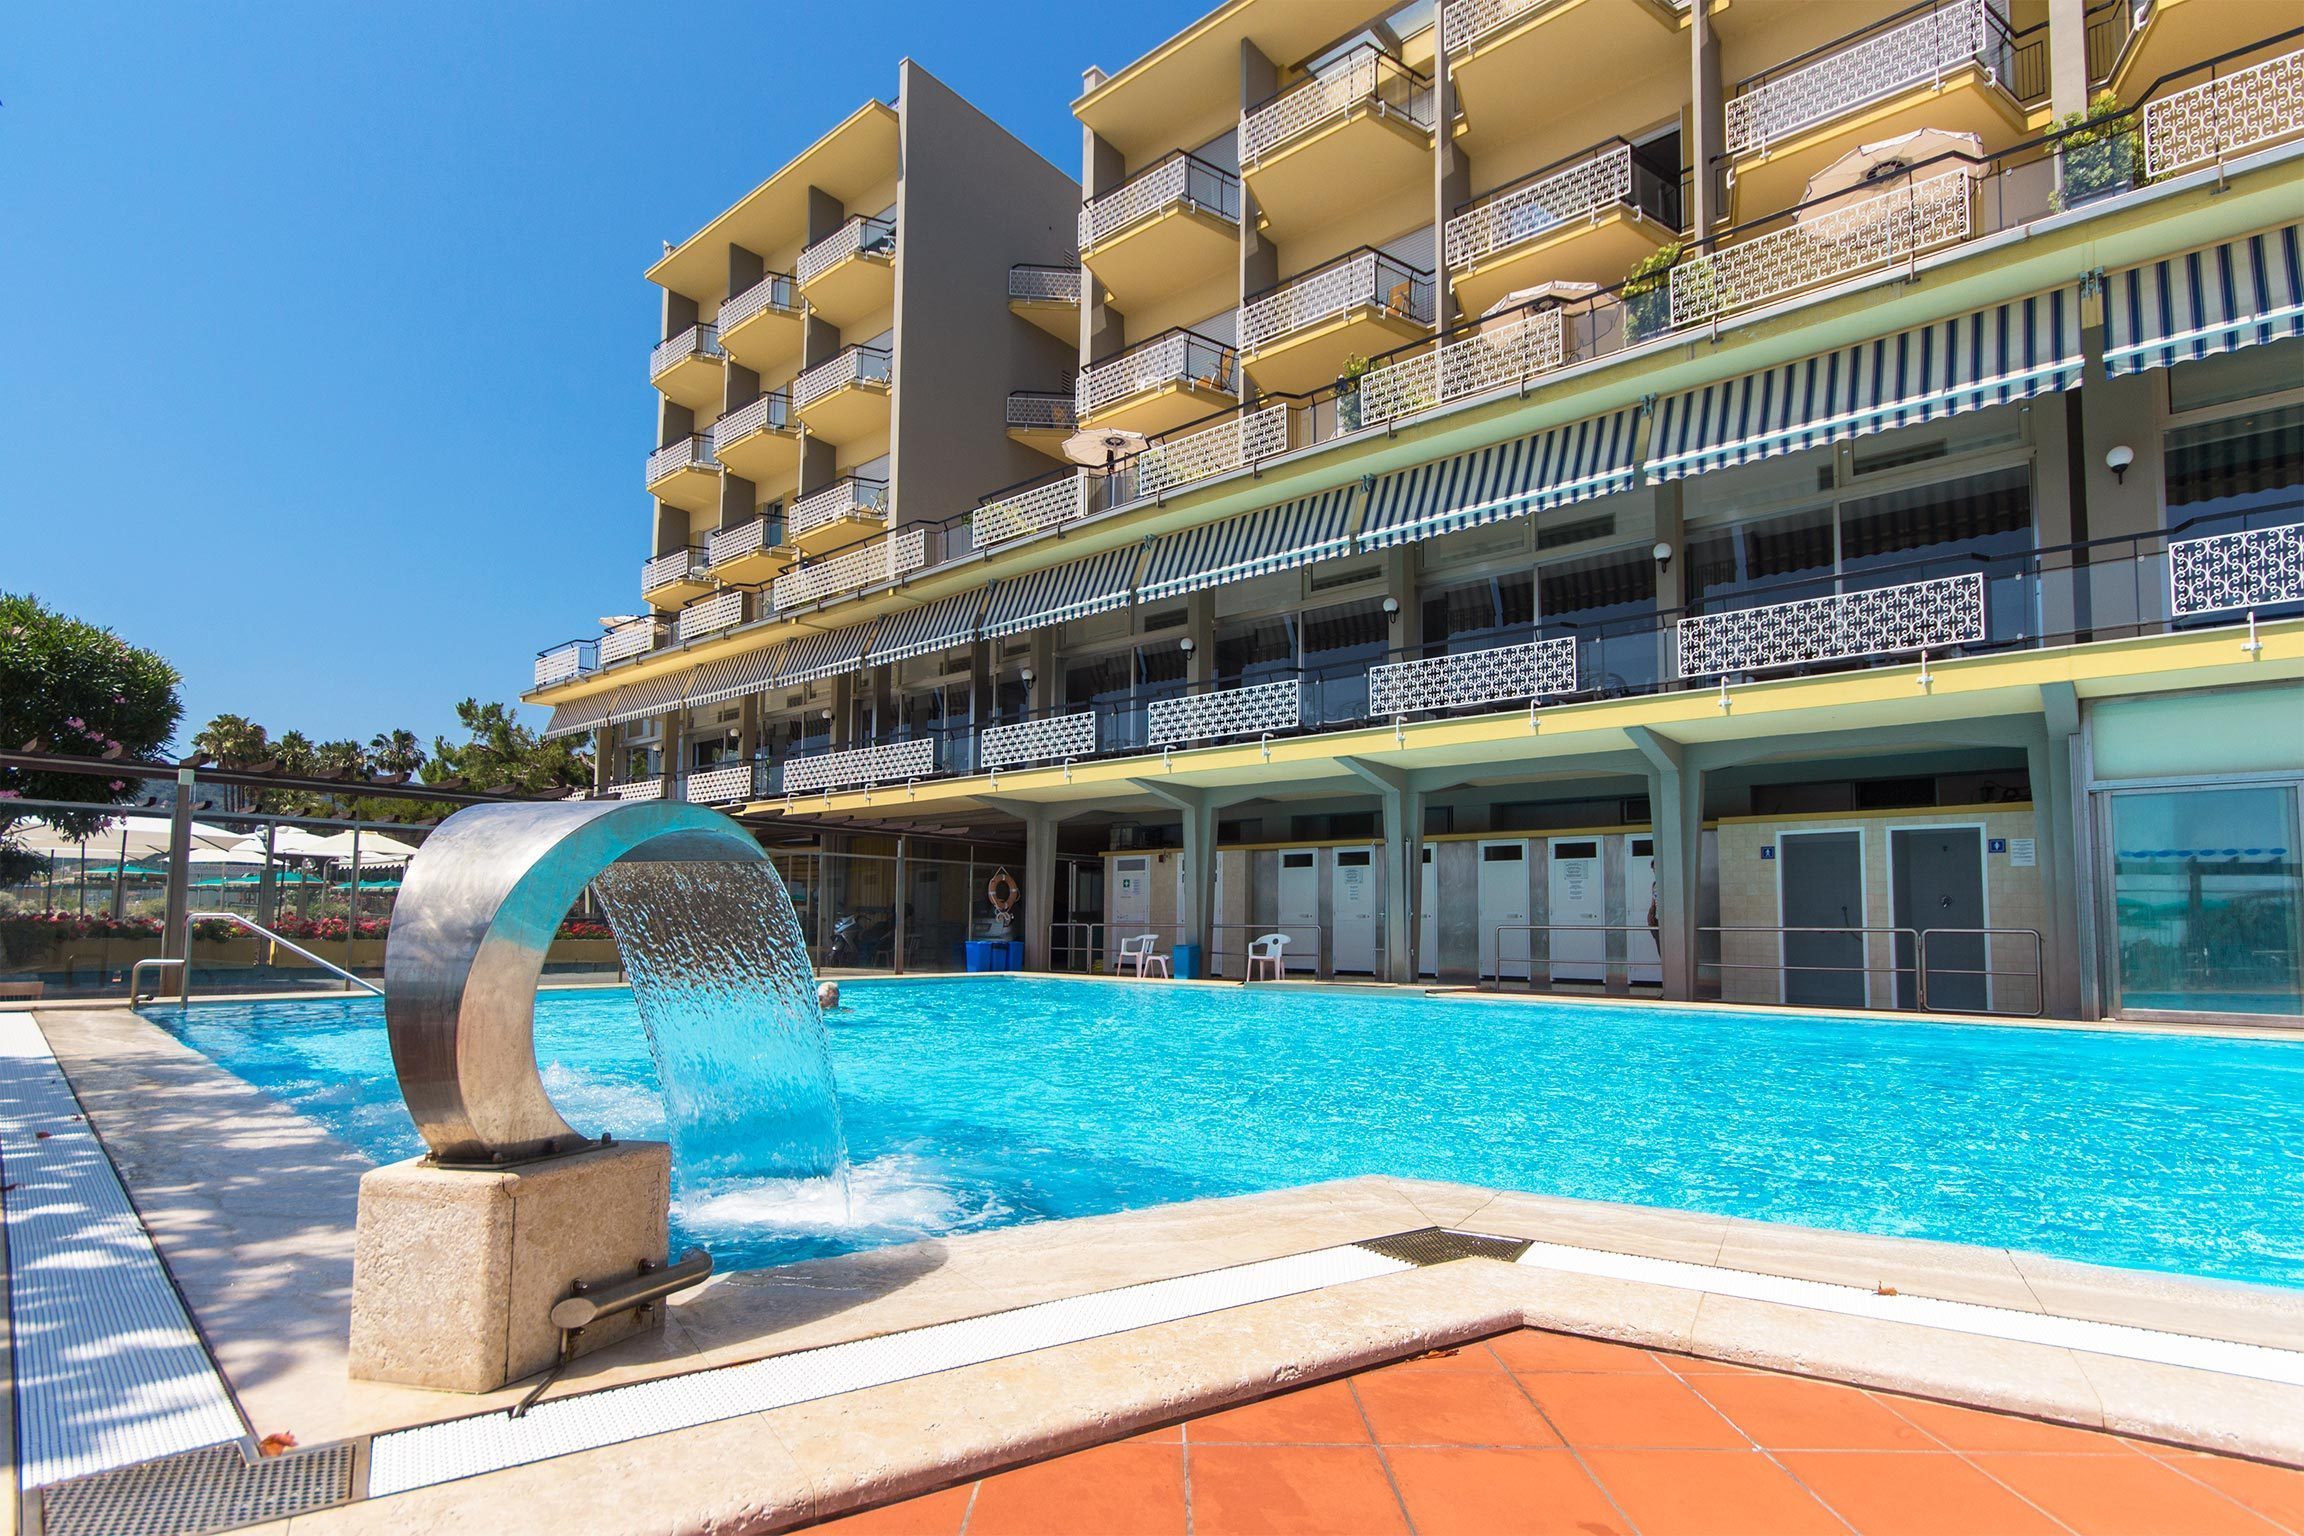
[1623,241,1684,342]
[1334,354,1374,433]
[2054,91,2139,211]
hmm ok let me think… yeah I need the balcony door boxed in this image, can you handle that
[1779,830,1867,1008]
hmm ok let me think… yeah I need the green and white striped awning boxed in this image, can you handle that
[684,644,786,710]
[541,694,617,740]
[2105,223,2304,377]
[600,667,692,727]
[1138,487,1360,601]
[866,590,987,667]
[1358,410,1641,550]
[983,548,1141,637]
[777,621,880,686]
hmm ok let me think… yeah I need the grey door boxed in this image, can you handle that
[1892,827,1987,1011]
[1780,831,1865,1008]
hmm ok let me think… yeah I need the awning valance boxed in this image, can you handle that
[541,695,616,740]
[983,548,1140,637]
[867,590,986,667]
[778,621,879,686]
[1138,487,1360,601]
[684,643,785,710]
[1357,409,1641,550]
[601,667,692,726]
[2105,223,2303,377]
[1647,292,2081,482]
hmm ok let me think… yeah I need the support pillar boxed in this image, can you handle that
[161,766,194,964]
[2032,684,2085,1020]
[1013,804,1062,972]
[1628,727,1702,1001]
[2048,0,2093,119]
[1689,0,1725,236]
[1131,781,1260,963]
[1340,758,1423,983]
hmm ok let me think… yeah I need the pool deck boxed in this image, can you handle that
[11,999,2304,1534]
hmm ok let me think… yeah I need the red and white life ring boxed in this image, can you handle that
[986,866,1019,914]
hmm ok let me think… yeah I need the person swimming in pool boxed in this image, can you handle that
[817,979,840,1012]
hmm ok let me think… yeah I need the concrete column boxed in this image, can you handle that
[1382,543,1419,655]
[1340,758,1421,983]
[1132,782,1257,961]
[591,728,612,793]
[161,767,194,964]
[662,288,699,340]
[737,695,760,778]
[1433,34,1468,328]
[1029,630,1057,714]
[2031,684,2085,1019]
[2048,0,2093,118]
[1653,481,1686,685]
[718,471,755,536]
[1080,83,1126,364]
[1186,592,1216,689]
[1629,728,1701,1001]
[727,242,765,303]
[660,712,683,797]
[1239,42,1280,325]
[830,676,855,749]
[1014,804,1061,971]
[1689,0,1725,235]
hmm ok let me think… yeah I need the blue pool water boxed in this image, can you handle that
[145,977,2304,1286]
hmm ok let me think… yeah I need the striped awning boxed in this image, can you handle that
[684,643,785,710]
[867,590,987,667]
[1139,487,1360,601]
[2106,223,2303,377]
[777,621,879,686]
[983,548,1140,637]
[1358,410,1641,551]
[1648,292,2081,482]
[601,667,692,726]
[541,694,616,740]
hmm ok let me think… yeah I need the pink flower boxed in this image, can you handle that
[107,780,126,792]
[111,695,124,704]
[0,790,19,801]
[64,717,83,730]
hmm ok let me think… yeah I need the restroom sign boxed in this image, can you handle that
[1760,845,1775,860]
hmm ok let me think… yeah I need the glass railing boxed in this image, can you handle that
[798,214,897,286]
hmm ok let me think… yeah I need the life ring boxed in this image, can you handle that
[985,866,1019,914]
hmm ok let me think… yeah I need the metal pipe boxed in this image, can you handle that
[187,911,383,997]
[548,1248,713,1331]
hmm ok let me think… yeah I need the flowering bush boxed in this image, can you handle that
[557,919,613,941]
[0,912,167,942]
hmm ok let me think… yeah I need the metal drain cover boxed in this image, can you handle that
[1355,1228,1532,1267]
[39,1441,356,1536]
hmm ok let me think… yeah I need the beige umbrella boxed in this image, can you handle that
[1800,129,1983,225]
[12,815,244,859]
[1060,427,1149,475]
[1478,282,1599,340]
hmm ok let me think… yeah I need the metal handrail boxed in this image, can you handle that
[1917,926,2046,1015]
[1049,920,1106,972]
[138,911,386,1003]
[1482,923,1663,989]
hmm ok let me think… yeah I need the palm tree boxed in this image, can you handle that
[316,738,371,780]
[192,714,269,767]
[368,728,426,776]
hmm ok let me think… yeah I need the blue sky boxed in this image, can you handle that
[1,1,1203,753]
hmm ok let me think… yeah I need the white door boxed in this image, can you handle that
[1277,849,1319,973]
[1111,855,1151,942]
[1627,836,1661,986]
[1548,838,1607,983]
[1331,846,1379,973]
[1419,846,1438,978]
[1477,840,1532,979]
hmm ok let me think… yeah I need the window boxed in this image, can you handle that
[2109,786,2303,1018]
[1216,615,1296,686]
[1300,597,1389,724]
[1540,545,1659,695]
[1420,573,1533,655]
[2164,400,2304,535]
[2166,338,2304,415]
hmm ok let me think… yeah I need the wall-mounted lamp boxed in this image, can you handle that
[1381,595,1401,625]
[821,708,834,721]
[1020,666,1035,685]
[1179,636,1196,654]
[1651,540,1675,575]
[2105,444,2134,484]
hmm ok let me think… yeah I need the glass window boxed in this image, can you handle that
[1300,597,1390,724]
[2110,786,2303,1017]
[1688,505,1835,610]
[1839,465,2035,640]
[1216,615,1296,686]
[1540,546,1658,694]
[2165,400,2304,535]
[2166,338,2304,415]
[1420,573,1533,655]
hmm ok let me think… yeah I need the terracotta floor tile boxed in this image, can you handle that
[1656,1352,1770,1376]
[1384,1446,1633,1536]
[1364,1343,1504,1374]
[963,1443,1187,1536]
[1186,1443,1410,1536]
[1692,1375,1939,1452]
[2165,1456,2304,1531]
[1191,1381,1371,1446]
[1350,1366,1561,1447]
[1581,1449,1850,1536]
[1124,1422,1184,1444]
[1970,1452,2284,1536]
[1884,1396,2140,1455]
[1488,1329,1670,1374]
[802,1482,973,1535]
[1776,1451,2069,1536]
[1517,1372,1750,1450]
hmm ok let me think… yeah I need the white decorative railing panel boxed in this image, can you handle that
[2142,45,2304,179]
[1081,155,1190,252]
[1368,637,1578,716]
[602,778,666,802]
[598,619,663,666]
[783,737,937,794]
[1442,0,1566,56]
[789,478,890,541]
[711,391,793,452]
[1076,330,1232,416]
[1009,264,1083,303]
[793,346,893,410]
[1126,404,1291,501]
[797,216,896,287]
[980,711,1098,770]
[975,473,1089,548]
[707,519,777,569]
[1725,0,2002,157]
[1677,572,1987,677]
[650,323,723,378]
[1445,143,1634,269]
[770,526,928,609]
[1354,308,1565,429]
[645,435,717,484]
[641,547,709,594]
[2169,523,2304,616]
[1241,47,1434,165]
[719,272,797,332]
[1242,249,1434,352]
[674,589,745,645]
[683,763,755,805]
[535,641,596,688]
[1147,680,1301,746]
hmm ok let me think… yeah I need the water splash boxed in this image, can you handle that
[590,860,848,1211]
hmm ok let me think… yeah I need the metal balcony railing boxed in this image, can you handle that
[1241,247,1434,353]
[706,517,782,569]
[600,778,667,802]
[719,272,798,332]
[1353,306,1567,430]
[770,525,928,610]
[1442,0,1569,57]
[640,547,709,596]
[975,472,1090,548]
[1368,637,1578,715]
[1678,573,1988,678]
[650,323,723,379]
[534,639,598,689]
[1075,328,1236,417]
[1009,264,1083,303]
[1146,679,1300,747]
[673,588,746,645]
[682,762,755,806]
[979,711,1096,771]
[2169,522,2304,616]
[1241,44,1434,165]
[1445,140,1682,270]
[2141,43,2304,178]
[1079,151,1241,253]
[645,434,717,484]
[797,214,897,287]
[789,477,890,542]
[598,618,665,666]
[793,345,893,410]
[1726,0,2019,157]
[783,737,937,795]
[1005,391,1077,430]
[710,391,795,454]
[1114,403,1293,503]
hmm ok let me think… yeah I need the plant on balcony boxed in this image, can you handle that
[2051,91,2140,211]
[1334,354,1375,432]
[1622,241,1685,342]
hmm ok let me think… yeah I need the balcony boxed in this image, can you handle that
[1240,247,1435,396]
[788,476,890,556]
[644,433,720,514]
[2108,0,2299,105]
[1351,305,1569,432]
[792,345,892,448]
[974,472,1089,550]
[534,639,598,689]
[1444,0,1686,152]
[1079,152,1240,317]
[599,616,666,667]
[1240,45,1435,241]
[717,271,801,370]
[770,524,928,611]
[1115,402,1293,504]
[673,587,747,646]
[2140,43,2304,179]
[710,390,802,488]
[797,214,896,329]
[683,761,757,807]
[1724,0,2033,222]
[640,546,713,606]
[705,515,788,584]
[1005,390,1077,460]
[648,323,724,414]
[1074,327,1237,436]
[1445,140,1684,318]
[783,737,938,796]
[599,778,666,803]
[1009,264,1081,342]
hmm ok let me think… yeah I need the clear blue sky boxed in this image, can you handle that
[1,1,1203,754]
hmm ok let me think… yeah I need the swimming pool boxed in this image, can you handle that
[144,976,2304,1286]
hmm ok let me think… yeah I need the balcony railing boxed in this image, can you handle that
[770,525,928,610]
[1368,637,1578,716]
[673,588,746,645]
[2142,43,2304,178]
[1147,679,1301,747]
[534,639,598,689]
[783,736,937,795]
[1006,391,1077,430]
[979,711,1097,771]
[1353,306,1566,430]
[1075,328,1235,417]
[1241,247,1434,353]
[1678,573,1988,678]
[598,618,665,666]
[1118,402,1292,502]
[1445,140,1681,270]
[1080,151,1241,253]
[789,476,890,542]
[793,345,893,410]
[640,547,710,596]
[797,214,897,286]
[1442,0,1566,56]
[1241,44,1434,165]
[600,778,667,802]
[975,472,1090,548]
[1726,0,2016,157]
[707,517,781,569]
[1009,264,1082,303]
[719,272,798,332]
[2169,522,2304,616]
[650,323,723,379]
[682,762,755,806]
[646,434,717,484]
[710,391,794,453]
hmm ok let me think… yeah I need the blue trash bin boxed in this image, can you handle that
[964,940,996,973]
[1173,942,1204,980]
[1002,940,1026,971]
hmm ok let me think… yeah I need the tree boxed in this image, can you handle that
[192,714,271,767]
[369,728,426,777]
[0,592,183,840]
[426,699,591,797]
[315,738,371,780]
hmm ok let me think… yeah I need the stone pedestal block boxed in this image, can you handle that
[348,1140,671,1392]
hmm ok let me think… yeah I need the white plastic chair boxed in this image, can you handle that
[1116,933,1170,979]
[1245,933,1290,982]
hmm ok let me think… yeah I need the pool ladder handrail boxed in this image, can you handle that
[131,911,385,1003]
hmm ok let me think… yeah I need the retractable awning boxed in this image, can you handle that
[983,547,1141,637]
[1647,291,2081,482]
[541,694,616,740]
[1357,409,1641,550]
[1138,487,1360,602]
[866,590,987,667]
[2105,222,2302,377]
[684,643,786,710]
[778,621,880,686]
[600,667,693,726]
